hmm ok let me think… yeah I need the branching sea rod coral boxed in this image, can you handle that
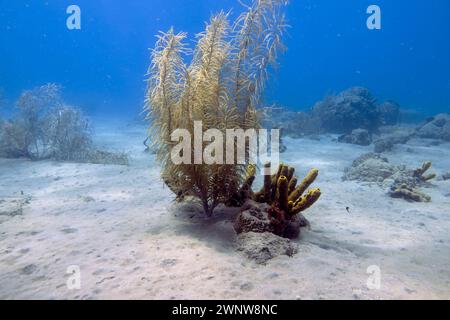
[145,0,290,216]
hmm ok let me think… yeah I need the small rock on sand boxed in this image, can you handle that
[160,259,178,267]
[235,232,298,264]
[61,228,78,234]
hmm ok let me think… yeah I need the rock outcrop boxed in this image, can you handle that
[415,114,450,141]
[311,87,380,134]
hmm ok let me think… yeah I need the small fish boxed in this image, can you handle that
[346,206,350,213]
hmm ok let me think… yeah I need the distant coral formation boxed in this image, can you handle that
[0,84,128,165]
[0,87,4,107]
[311,87,382,134]
[235,231,298,264]
[389,184,431,203]
[338,128,372,146]
[415,113,450,141]
[343,153,436,202]
[261,87,401,138]
[1,84,63,159]
[145,0,289,216]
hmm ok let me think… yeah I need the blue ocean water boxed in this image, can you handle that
[0,0,449,117]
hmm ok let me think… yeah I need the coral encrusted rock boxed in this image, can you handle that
[344,154,437,203]
[234,200,310,239]
[389,184,431,203]
[235,232,298,264]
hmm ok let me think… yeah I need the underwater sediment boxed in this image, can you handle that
[1,0,450,301]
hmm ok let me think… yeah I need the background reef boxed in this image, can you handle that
[1,0,450,300]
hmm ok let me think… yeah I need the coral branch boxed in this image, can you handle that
[291,188,322,214]
[288,168,319,203]
[414,161,437,182]
[234,162,321,239]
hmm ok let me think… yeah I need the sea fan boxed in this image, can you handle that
[145,0,289,216]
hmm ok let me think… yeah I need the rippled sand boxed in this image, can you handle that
[1,120,449,299]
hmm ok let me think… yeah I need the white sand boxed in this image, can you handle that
[0,121,449,300]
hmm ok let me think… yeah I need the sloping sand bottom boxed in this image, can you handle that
[1,121,449,300]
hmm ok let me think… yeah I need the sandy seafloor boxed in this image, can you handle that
[0,119,449,300]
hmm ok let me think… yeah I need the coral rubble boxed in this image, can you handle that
[389,184,431,203]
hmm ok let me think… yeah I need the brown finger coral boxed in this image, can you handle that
[253,163,321,217]
[389,161,437,202]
